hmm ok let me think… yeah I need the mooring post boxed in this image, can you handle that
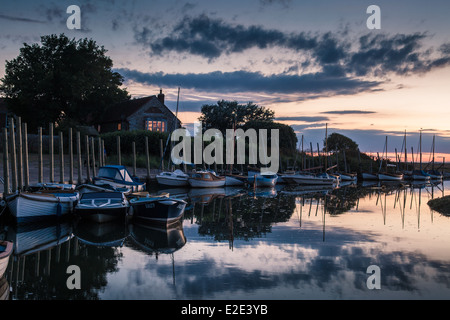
[49,123,54,183]
[116,135,121,165]
[160,139,164,171]
[69,128,73,185]
[132,141,136,177]
[145,136,150,179]
[85,135,91,183]
[91,137,96,178]
[9,117,17,192]
[38,127,43,184]
[101,139,106,166]
[3,128,10,195]
[59,131,64,184]
[23,122,29,188]
[77,131,82,185]
[17,116,23,190]
[97,136,102,167]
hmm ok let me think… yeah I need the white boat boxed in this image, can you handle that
[6,190,79,223]
[411,170,431,181]
[0,240,13,278]
[75,191,130,223]
[362,172,378,180]
[93,165,146,192]
[247,171,278,187]
[225,175,246,186]
[338,172,357,182]
[188,171,226,188]
[156,170,190,187]
[378,172,404,181]
[281,173,335,185]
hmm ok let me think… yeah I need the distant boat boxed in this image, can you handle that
[93,165,146,192]
[281,172,335,185]
[75,191,130,223]
[225,174,246,186]
[6,190,79,223]
[378,172,404,181]
[361,172,378,180]
[156,170,189,187]
[338,172,357,182]
[130,193,187,226]
[188,170,226,188]
[0,240,13,278]
[76,183,131,195]
[411,169,431,181]
[247,171,278,187]
[427,169,443,180]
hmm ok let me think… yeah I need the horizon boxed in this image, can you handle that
[1,0,449,161]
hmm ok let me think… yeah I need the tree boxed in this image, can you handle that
[326,133,359,152]
[0,34,129,131]
[198,100,275,133]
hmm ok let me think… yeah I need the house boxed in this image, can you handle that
[97,90,182,134]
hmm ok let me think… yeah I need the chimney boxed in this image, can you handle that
[157,89,165,105]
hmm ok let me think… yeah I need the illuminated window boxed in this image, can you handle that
[118,123,122,131]
[146,119,166,132]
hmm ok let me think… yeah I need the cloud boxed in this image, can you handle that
[0,14,46,24]
[276,116,330,122]
[321,110,376,115]
[116,68,381,96]
[136,14,450,77]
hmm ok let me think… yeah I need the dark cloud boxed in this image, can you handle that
[136,14,450,77]
[116,68,381,96]
[0,14,46,24]
[276,116,330,122]
[321,110,376,115]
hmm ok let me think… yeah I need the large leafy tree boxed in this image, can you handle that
[0,34,129,131]
[326,133,359,152]
[198,100,275,133]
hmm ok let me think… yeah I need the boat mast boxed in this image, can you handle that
[419,130,422,171]
[325,123,328,172]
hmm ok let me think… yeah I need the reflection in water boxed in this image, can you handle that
[0,181,449,299]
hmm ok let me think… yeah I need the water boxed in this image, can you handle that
[1,180,450,300]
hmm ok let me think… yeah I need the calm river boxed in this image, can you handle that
[1,180,450,300]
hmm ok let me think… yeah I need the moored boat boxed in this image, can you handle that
[6,190,79,223]
[0,240,13,278]
[156,170,190,187]
[378,172,404,181]
[188,170,226,188]
[247,171,278,187]
[129,193,187,226]
[282,172,335,185]
[75,191,129,223]
[411,170,431,181]
[93,165,146,192]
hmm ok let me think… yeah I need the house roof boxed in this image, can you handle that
[101,96,154,123]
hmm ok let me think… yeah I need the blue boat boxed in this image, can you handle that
[93,165,146,192]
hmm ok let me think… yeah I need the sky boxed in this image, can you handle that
[1,0,450,163]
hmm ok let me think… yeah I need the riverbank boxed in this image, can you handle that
[428,195,450,216]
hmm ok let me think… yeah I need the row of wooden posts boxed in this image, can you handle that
[2,117,154,196]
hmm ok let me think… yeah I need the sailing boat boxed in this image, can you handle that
[426,135,443,180]
[377,136,403,181]
[411,130,431,181]
[156,87,191,186]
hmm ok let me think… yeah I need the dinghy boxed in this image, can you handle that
[188,170,226,188]
[75,191,129,223]
[156,170,190,187]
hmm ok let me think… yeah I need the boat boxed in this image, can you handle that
[411,169,431,181]
[0,240,13,278]
[247,171,278,187]
[0,277,9,300]
[74,219,129,247]
[156,170,190,187]
[76,183,131,195]
[378,172,404,181]
[93,165,146,192]
[281,172,335,185]
[6,190,79,223]
[338,172,357,182]
[129,193,187,226]
[225,174,246,186]
[361,172,378,180]
[188,170,226,188]
[75,191,129,223]
[427,169,443,180]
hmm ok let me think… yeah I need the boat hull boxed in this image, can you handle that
[188,179,225,188]
[93,178,145,192]
[378,173,403,181]
[283,174,335,185]
[131,198,187,226]
[362,172,378,180]
[156,176,189,187]
[75,207,128,223]
[0,241,13,278]
[6,192,78,224]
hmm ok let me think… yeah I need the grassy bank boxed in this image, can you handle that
[428,196,450,216]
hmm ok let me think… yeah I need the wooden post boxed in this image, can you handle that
[145,136,150,178]
[59,131,64,183]
[116,135,121,165]
[160,139,164,171]
[17,117,23,189]
[98,136,102,167]
[3,128,10,195]
[69,128,74,184]
[9,117,17,192]
[85,135,91,183]
[23,122,29,188]
[77,131,82,185]
[132,141,136,176]
[101,139,106,165]
[91,137,96,178]
[38,127,43,184]
[49,123,54,183]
